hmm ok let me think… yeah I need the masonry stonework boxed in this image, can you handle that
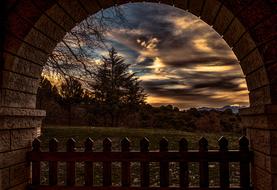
[1,0,276,189]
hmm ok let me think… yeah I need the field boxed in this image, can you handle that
[38,126,243,187]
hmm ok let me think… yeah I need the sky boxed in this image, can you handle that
[59,2,250,109]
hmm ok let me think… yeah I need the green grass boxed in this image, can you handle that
[39,126,243,150]
[38,126,243,187]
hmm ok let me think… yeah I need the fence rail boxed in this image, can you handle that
[27,136,253,190]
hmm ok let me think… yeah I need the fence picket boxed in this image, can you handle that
[218,137,229,189]
[103,138,112,186]
[84,138,94,186]
[32,138,41,185]
[160,138,169,187]
[199,137,209,188]
[179,138,189,188]
[49,138,58,185]
[28,136,253,190]
[121,137,131,187]
[140,137,150,187]
[66,138,76,186]
[239,136,250,188]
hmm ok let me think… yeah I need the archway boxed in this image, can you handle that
[1,0,276,189]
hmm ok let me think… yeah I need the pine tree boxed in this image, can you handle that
[90,48,146,127]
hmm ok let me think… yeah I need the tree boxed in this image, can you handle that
[90,48,146,127]
[43,7,126,82]
[58,77,84,125]
[36,77,59,109]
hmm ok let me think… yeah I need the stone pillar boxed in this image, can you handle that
[0,107,45,190]
[240,105,277,190]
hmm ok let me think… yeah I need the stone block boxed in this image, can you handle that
[8,182,28,190]
[0,148,29,168]
[249,86,271,106]
[13,0,42,24]
[4,33,24,55]
[201,0,221,25]
[96,0,115,9]
[222,0,253,15]
[189,0,205,17]
[3,54,43,79]
[174,0,188,10]
[2,71,40,94]
[0,130,10,153]
[24,28,56,53]
[223,17,245,48]
[78,0,101,15]
[0,168,9,190]
[246,66,269,91]
[10,163,30,187]
[0,117,42,131]
[253,166,273,190]
[11,129,34,150]
[7,12,33,41]
[45,3,76,31]
[259,39,277,64]
[240,49,264,75]
[251,14,277,44]
[58,0,88,23]
[17,42,48,66]
[267,63,277,84]
[213,5,234,35]
[34,14,66,43]
[241,115,268,129]
[247,128,271,154]
[1,89,37,108]
[233,32,256,60]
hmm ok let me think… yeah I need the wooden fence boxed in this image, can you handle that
[27,136,253,190]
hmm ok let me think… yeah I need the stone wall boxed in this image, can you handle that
[0,108,45,189]
[1,0,277,189]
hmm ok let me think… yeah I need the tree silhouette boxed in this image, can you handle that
[58,77,84,125]
[36,77,59,109]
[90,48,146,127]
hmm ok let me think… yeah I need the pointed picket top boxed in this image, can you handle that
[121,137,130,152]
[103,138,112,152]
[199,137,208,152]
[239,136,249,151]
[218,136,228,151]
[140,137,149,152]
[85,137,94,152]
[179,138,188,152]
[66,138,76,152]
[160,137,168,152]
[32,138,41,152]
[49,138,58,152]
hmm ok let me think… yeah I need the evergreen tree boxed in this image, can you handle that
[90,48,146,127]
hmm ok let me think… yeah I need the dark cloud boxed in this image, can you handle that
[163,57,239,68]
[94,3,249,109]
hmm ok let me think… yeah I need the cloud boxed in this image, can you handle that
[91,2,249,109]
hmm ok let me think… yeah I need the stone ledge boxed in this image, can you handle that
[240,104,277,116]
[0,108,46,117]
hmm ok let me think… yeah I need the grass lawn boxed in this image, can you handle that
[38,126,244,187]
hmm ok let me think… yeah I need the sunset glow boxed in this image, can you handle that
[46,2,249,109]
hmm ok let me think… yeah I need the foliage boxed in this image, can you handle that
[36,77,59,108]
[43,7,126,82]
[89,48,146,127]
[58,77,84,106]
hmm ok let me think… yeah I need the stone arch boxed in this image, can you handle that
[1,0,276,189]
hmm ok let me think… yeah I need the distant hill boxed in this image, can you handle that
[197,105,247,114]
